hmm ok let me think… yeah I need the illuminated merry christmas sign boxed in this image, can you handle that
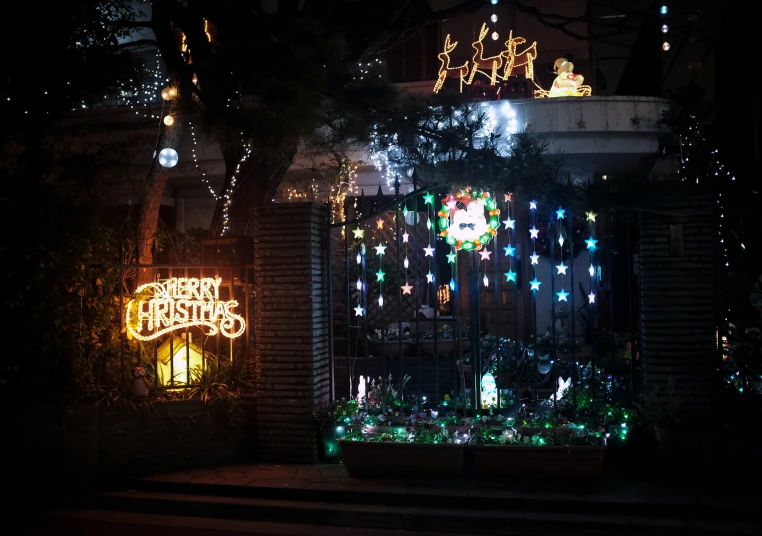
[125,277,245,341]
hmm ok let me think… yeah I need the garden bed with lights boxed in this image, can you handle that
[469,427,606,478]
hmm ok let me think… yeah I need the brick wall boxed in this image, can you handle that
[252,203,331,462]
[638,184,718,408]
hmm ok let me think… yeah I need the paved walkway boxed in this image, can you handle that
[136,462,755,508]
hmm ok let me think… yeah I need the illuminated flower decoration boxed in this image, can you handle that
[437,188,499,251]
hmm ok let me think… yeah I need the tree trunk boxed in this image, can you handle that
[136,99,185,286]
[212,148,296,236]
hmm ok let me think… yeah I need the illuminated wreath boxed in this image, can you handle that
[438,188,500,251]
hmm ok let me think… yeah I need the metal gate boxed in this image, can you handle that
[327,183,619,414]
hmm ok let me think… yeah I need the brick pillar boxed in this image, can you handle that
[638,184,717,409]
[252,203,330,463]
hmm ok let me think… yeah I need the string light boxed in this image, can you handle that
[163,115,174,126]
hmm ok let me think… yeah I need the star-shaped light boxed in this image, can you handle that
[424,244,435,257]
[529,200,538,210]
[352,228,364,239]
[556,263,567,275]
[504,270,517,283]
[556,208,565,219]
[586,212,597,222]
[449,278,456,291]
[376,219,384,229]
[426,272,434,283]
[375,270,385,282]
[530,253,539,265]
[423,193,434,205]
[401,282,413,295]
[585,237,598,250]
[479,248,492,261]
[483,274,489,287]
[556,289,569,302]
[403,256,409,269]
[504,245,515,257]
[447,252,456,264]
[402,232,409,243]
[558,235,565,247]
[529,227,539,239]
[354,304,364,316]
[504,193,513,203]
[378,296,384,307]
[375,243,387,256]
[530,278,541,291]
[356,278,363,290]
[446,199,457,211]
[588,291,596,304]
[589,264,595,277]
[503,218,515,230]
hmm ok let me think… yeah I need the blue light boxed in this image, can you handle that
[491,0,498,4]
[660,5,668,15]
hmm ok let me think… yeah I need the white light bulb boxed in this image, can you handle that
[483,274,489,287]
[404,256,409,269]
[662,42,671,51]
[491,14,498,23]
[158,148,178,168]
[491,31,499,41]
[661,24,669,33]
[163,115,174,126]
[356,253,362,264]
[356,279,363,291]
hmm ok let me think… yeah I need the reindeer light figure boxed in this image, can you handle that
[433,34,470,94]
[501,31,538,81]
[466,23,504,86]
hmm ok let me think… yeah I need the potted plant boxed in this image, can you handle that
[367,328,413,358]
[312,398,360,460]
[418,323,471,358]
[340,423,467,478]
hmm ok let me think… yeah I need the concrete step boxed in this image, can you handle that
[90,489,760,535]
[36,509,480,536]
[105,476,760,525]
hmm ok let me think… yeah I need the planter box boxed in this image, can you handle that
[365,425,471,436]
[367,340,413,358]
[470,444,606,478]
[418,339,471,358]
[339,440,465,478]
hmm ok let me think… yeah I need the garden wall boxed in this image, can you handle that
[1,399,256,496]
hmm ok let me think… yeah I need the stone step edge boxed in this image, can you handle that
[95,490,761,535]
[103,478,756,523]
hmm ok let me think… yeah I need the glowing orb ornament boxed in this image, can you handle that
[491,31,499,41]
[662,41,671,51]
[163,115,174,126]
[491,14,498,23]
[158,148,179,168]
[161,86,177,100]
[438,188,499,251]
